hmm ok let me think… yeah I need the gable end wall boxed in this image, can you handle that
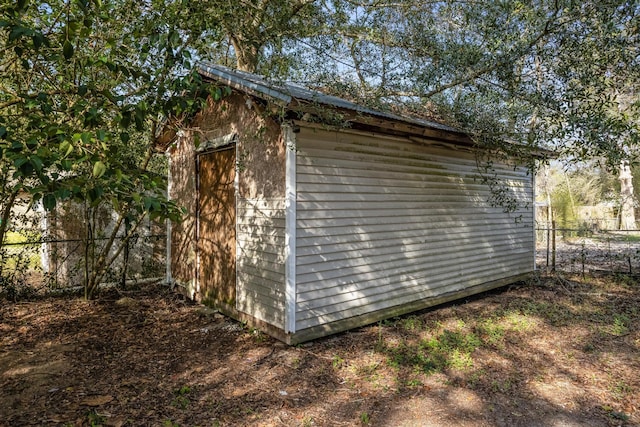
[169,92,287,328]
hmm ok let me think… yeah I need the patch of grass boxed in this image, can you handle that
[405,377,423,388]
[608,314,630,336]
[504,312,535,331]
[359,411,371,425]
[332,354,345,369]
[448,349,474,370]
[355,362,380,379]
[350,360,385,387]
[86,410,106,427]
[466,369,487,389]
[602,405,630,421]
[622,234,640,243]
[476,317,505,346]
[382,328,481,374]
[400,315,422,331]
[611,380,633,398]
[432,329,481,353]
[517,300,573,326]
[491,378,513,393]
[612,273,639,288]
[171,385,193,409]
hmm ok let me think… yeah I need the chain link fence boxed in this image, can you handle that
[4,219,638,298]
[1,233,166,298]
[536,220,640,275]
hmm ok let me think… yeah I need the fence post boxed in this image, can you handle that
[546,220,551,269]
[551,220,556,272]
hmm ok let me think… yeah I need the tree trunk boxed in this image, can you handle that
[231,37,260,73]
[619,160,636,230]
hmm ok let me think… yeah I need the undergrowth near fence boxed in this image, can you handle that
[537,228,640,275]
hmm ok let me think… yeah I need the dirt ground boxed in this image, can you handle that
[1,273,639,427]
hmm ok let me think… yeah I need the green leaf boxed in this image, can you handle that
[68,20,81,36]
[8,26,27,42]
[13,156,28,168]
[19,161,34,176]
[119,113,131,128]
[43,193,56,210]
[60,159,73,170]
[0,126,6,139]
[59,140,74,156]
[93,161,107,178]
[31,32,45,49]
[88,186,104,204]
[63,40,74,60]
[30,155,43,172]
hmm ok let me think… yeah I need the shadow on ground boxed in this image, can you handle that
[0,274,638,426]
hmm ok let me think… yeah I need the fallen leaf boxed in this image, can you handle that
[80,395,113,406]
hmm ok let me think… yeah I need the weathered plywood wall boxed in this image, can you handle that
[168,132,198,296]
[170,93,287,328]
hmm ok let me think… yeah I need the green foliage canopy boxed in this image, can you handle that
[287,1,640,169]
[1,0,639,290]
[0,0,223,237]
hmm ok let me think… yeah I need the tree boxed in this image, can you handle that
[0,0,221,297]
[3,0,639,295]
[186,0,326,74]
[619,160,637,229]
[292,1,640,218]
[283,1,640,169]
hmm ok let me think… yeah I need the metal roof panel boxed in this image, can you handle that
[197,61,458,133]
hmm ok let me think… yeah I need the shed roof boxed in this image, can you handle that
[197,61,460,135]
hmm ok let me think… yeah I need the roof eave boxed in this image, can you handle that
[198,62,292,106]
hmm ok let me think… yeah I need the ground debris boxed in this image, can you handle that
[0,278,638,426]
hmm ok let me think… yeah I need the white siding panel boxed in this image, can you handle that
[295,128,534,331]
[236,198,286,328]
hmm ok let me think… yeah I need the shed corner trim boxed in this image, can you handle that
[283,123,297,333]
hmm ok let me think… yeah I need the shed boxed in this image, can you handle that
[165,62,535,344]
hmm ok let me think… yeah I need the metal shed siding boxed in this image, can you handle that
[236,198,287,328]
[294,128,534,331]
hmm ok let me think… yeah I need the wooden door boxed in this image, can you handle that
[198,147,236,306]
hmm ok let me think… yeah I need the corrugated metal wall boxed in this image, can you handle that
[295,128,534,331]
[236,198,287,328]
